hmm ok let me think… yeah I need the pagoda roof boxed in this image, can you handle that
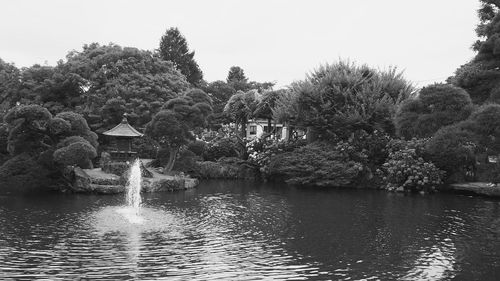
[102,117,143,137]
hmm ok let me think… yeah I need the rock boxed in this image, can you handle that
[64,164,198,194]
[103,160,154,178]
[450,182,500,197]
[102,161,129,176]
[142,177,185,192]
[185,178,199,189]
[88,184,124,194]
[142,175,199,192]
[395,186,404,193]
[72,167,92,192]
[90,176,121,186]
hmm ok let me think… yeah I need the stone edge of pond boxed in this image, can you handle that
[447,182,500,198]
[64,167,198,195]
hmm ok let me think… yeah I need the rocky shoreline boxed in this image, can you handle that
[64,165,198,194]
[448,182,500,198]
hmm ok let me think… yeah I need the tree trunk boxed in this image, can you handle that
[306,127,317,143]
[267,118,272,133]
[164,147,179,172]
[286,123,294,141]
[240,120,247,138]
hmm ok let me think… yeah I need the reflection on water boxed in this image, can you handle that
[1,181,500,280]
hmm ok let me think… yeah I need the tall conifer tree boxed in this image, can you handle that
[158,27,203,86]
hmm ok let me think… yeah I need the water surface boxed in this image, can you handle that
[1,180,500,280]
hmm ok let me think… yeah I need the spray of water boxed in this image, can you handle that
[126,159,142,215]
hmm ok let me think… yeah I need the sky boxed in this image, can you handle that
[0,0,480,88]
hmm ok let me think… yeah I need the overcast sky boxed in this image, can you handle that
[1,0,480,88]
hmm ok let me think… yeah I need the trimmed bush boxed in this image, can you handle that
[203,137,240,161]
[48,117,71,136]
[268,142,367,187]
[0,154,51,191]
[54,141,97,169]
[57,136,89,148]
[187,140,206,157]
[173,149,198,174]
[425,124,478,180]
[395,83,473,139]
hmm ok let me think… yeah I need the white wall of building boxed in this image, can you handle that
[245,119,288,140]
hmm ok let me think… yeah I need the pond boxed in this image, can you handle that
[1,180,500,280]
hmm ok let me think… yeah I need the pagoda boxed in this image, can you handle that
[102,115,143,161]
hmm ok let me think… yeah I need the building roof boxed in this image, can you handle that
[102,117,143,137]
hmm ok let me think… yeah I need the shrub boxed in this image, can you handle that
[247,137,306,174]
[347,130,391,167]
[0,154,52,191]
[57,136,89,148]
[133,136,157,159]
[187,140,206,157]
[425,124,478,179]
[48,117,71,136]
[203,137,240,161]
[56,111,98,148]
[0,124,8,155]
[268,142,367,187]
[53,141,97,169]
[378,139,444,192]
[173,149,198,174]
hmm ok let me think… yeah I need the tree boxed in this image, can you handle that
[395,83,474,139]
[254,89,284,135]
[449,0,500,104]
[224,89,261,137]
[227,66,248,83]
[282,61,415,142]
[4,104,54,155]
[202,80,236,128]
[0,59,21,118]
[158,27,203,85]
[146,89,212,172]
[226,66,251,91]
[0,105,98,190]
[62,43,190,130]
[466,103,500,153]
[424,103,500,182]
[101,97,127,129]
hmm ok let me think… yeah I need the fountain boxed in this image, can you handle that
[116,159,144,224]
[127,159,142,214]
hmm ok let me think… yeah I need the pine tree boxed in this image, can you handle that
[450,1,500,104]
[158,27,203,85]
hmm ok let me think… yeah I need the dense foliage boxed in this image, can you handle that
[449,0,500,104]
[395,83,474,139]
[0,105,98,190]
[146,89,212,171]
[378,139,445,192]
[3,5,500,193]
[274,61,415,142]
[268,142,367,187]
[158,27,203,85]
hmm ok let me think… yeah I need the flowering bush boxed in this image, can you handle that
[246,137,306,174]
[378,139,444,192]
